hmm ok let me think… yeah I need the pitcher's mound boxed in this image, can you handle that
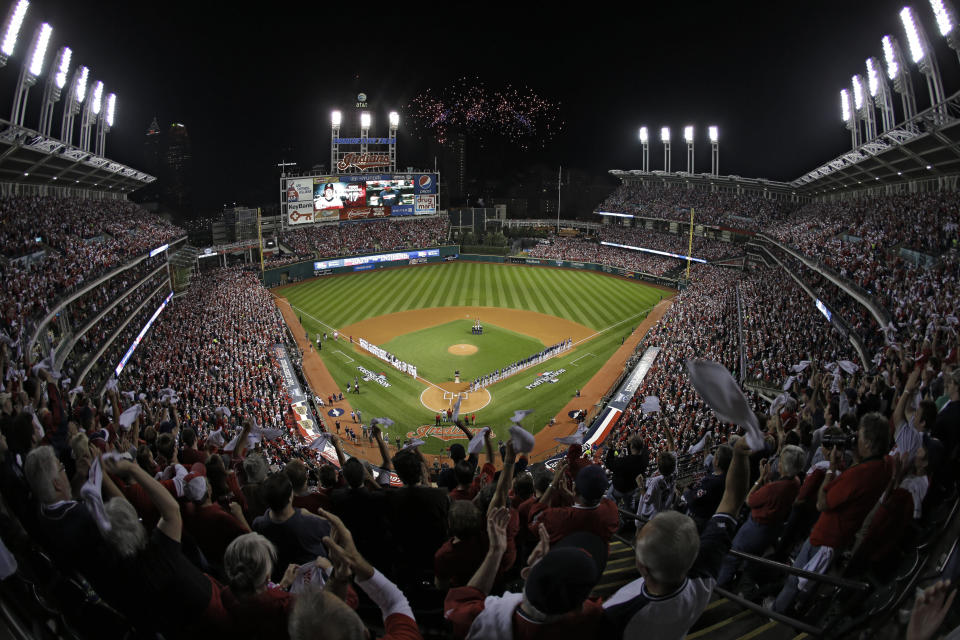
[448,344,478,356]
[421,382,491,413]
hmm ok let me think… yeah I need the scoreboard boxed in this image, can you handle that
[282,173,439,227]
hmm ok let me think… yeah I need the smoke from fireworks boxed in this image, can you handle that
[406,77,562,149]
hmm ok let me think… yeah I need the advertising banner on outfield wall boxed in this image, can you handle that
[286,202,316,225]
[415,194,437,215]
[339,207,391,221]
[286,179,313,202]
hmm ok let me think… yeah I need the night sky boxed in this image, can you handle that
[1,0,956,212]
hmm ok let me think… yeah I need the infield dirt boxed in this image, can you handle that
[274,294,674,466]
[339,306,593,346]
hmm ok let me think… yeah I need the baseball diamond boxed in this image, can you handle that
[274,261,667,454]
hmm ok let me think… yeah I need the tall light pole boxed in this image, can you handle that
[10,22,51,126]
[929,0,960,63]
[852,74,877,141]
[900,6,947,123]
[866,56,896,133]
[841,89,859,149]
[638,126,649,172]
[708,126,719,175]
[60,65,87,145]
[330,110,341,172]
[661,126,671,173]
[684,125,694,173]
[360,111,371,158]
[78,79,102,153]
[95,92,114,157]
[38,45,69,136]
[388,110,399,172]
[0,0,29,68]
[882,35,918,127]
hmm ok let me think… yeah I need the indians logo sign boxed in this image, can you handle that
[405,425,469,441]
[337,152,390,172]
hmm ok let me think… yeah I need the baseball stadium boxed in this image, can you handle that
[3,2,960,640]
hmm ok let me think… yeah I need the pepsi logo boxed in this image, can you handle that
[418,175,432,188]
[357,93,367,102]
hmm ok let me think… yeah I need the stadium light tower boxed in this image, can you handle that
[638,126,649,172]
[683,126,694,173]
[60,64,87,146]
[661,126,671,173]
[841,88,860,149]
[930,0,960,62]
[900,6,947,123]
[10,22,51,126]
[708,126,719,175]
[0,0,29,68]
[867,56,896,132]
[38,45,69,137]
[330,109,341,173]
[360,111,371,157]
[852,74,877,141]
[95,92,115,157]
[882,34,918,127]
[78,79,102,153]
[388,110,399,172]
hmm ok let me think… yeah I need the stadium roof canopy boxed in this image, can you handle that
[790,90,960,195]
[0,119,155,193]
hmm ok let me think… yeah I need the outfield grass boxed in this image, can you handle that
[280,263,666,453]
[282,262,663,331]
[383,319,544,383]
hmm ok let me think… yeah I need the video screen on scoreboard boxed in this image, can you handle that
[366,179,415,207]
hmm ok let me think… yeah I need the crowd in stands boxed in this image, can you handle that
[281,216,450,258]
[2,185,960,639]
[599,184,795,230]
[0,196,183,332]
[526,226,743,277]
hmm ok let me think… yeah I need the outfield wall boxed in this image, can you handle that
[264,246,678,290]
[262,245,460,287]
[459,254,678,289]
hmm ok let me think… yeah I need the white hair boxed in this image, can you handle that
[104,498,148,558]
[24,445,59,505]
[635,511,700,586]
[224,533,276,594]
[779,445,806,479]
[243,453,269,484]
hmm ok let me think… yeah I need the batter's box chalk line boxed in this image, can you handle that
[442,391,470,400]
[333,350,355,363]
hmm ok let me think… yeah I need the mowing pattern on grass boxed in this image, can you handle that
[278,263,666,453]
[383,319,544,383]
[281,262,662,331]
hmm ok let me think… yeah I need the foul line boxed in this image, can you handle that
[572,305,657,348]
[287,303,341,334]
[333,350,355,363]
[570,352,597,366]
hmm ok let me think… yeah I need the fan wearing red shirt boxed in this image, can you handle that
[717,445,804,586]
[448,460,479,502]
[289,509,422,640]
[221,532,299,639]
[287,459,332,514]
[773,413,891,614]
[183,474,251,573]
[180,427,208,466]
[528,462,619,544]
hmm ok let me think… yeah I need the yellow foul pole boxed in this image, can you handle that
[257,207,264,273]
[686,207,695,280]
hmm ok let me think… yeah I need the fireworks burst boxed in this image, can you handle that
[406,77,563,149]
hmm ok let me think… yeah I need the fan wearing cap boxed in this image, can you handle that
[444,505,608,640]
[527,462,619,544]
[182,464,251,576]
[601,437,752,640]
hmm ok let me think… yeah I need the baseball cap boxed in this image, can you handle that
[524,532,607,615]
[575,464,609,502]
[449,443,466,461]
[185,475,208,502]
